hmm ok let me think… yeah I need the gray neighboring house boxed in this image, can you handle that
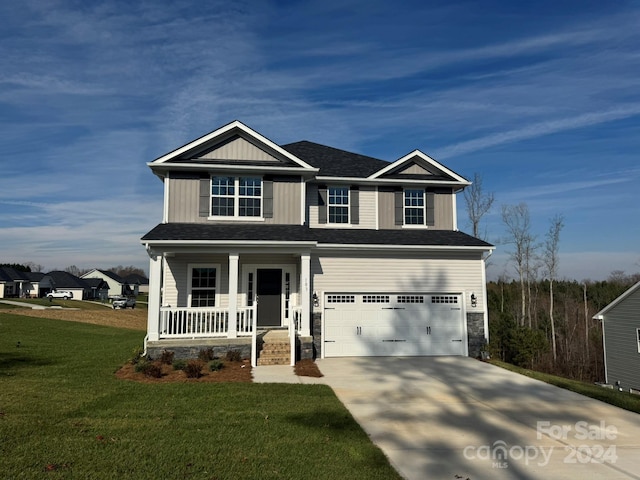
[594,281,640,393]
[123,273,149,295]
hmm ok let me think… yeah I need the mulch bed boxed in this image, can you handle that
[116,359,253,383]
[116,358,324,383]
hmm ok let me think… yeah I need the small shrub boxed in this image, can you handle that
[208,359,224,371]
[160,350,175,365]
[198,348,216,362]
[225,350,241,362]
[184,360,203,379]
[172,359,187,371]
[135,360,162,378]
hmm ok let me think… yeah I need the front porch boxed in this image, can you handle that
[144,248,314,366]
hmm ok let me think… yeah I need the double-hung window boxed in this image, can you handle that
[328,186,349,224]
[189,265,219,307]
[211,176,261,218]
[404,189,425,225]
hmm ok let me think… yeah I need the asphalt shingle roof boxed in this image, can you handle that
[142,223,492,248]
[282,141,389,178]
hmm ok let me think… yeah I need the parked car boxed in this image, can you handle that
[46,290,74,300]
[112,296,136,309]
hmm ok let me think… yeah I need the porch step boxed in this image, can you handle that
[257,330,291,366]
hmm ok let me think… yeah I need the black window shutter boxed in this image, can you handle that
[350,187,359,224]
[199,178,210,217]
[394,190,403,225]
[263,180,273,218]
[318,186,327,224]
[426,191,435,226]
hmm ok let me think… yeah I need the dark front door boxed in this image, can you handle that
[257,269,282,327]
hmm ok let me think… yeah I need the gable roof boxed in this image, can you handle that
[148,120,318,175]
[593,281,640,319]
[282,141,389,177]
[370,150,470,185]
[123,273,149,285]
[142,223,493,249]
[43,271,90,290]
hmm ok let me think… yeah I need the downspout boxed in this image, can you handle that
[481,248,494,346]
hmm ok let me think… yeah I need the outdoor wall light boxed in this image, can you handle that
[312,292,319,307]
[470,293,477,308]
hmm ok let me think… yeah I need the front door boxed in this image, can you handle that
[257,269,282,327]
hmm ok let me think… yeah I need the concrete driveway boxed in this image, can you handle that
[313,357,640,480]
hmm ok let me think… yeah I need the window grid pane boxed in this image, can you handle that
[404,189,425,225]
[328,187,349,223]
[238,177,261,217]
[191,268,216,307]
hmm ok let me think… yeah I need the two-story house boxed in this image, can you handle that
[141,120,493,366]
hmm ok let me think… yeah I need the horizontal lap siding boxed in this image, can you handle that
[604,288,640,390]
[164,255,229,308]
[312,251,486,310]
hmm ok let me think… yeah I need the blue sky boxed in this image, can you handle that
[1,0,639,280]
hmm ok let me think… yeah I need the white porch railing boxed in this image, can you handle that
[159,306,255,339]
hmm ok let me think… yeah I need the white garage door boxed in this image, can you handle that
[324,293,465,357]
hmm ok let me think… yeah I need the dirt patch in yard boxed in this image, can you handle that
[3,308,147,331]
[294,358,324,377]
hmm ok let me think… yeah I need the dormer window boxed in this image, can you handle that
[211,176,262,218]
[328,186,349,224]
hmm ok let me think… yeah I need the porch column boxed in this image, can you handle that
[228,253,239,338]
[300,253,311,336]
[147,250,162,342]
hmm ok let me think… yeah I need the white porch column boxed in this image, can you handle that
[228,253,239,338]
[146,250,162,341]
[300,253,311,336]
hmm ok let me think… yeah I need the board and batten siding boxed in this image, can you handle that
[311,251,486,311]
[196,136,280,162]
[603,287,640,390]
[378,188,454,230]
[306,185,379,229]
[167,176,301,224]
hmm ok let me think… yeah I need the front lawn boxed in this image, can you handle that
[0,314,400,479]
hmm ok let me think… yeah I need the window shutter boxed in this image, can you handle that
[394,190,403,225]
[426,191,435,226]
[263,180,273,218]
[350,187,359,224]
[318,186,327,224]
[199,178,210,217]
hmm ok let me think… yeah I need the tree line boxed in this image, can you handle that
[464,173,639,382]
[1,263,146,278]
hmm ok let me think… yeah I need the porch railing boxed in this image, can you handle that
[159,306,255,338]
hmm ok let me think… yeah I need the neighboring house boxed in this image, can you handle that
[123,273,149,295]
[81,269,139,298]
[0,267,27,298]
[593,281,640,393]
[141,120,494,365]
[40,271,92,300]
[83,278,111,301]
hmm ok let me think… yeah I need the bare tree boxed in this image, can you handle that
[543,214,564,362]
[464,172,495,239]
[501,203,536,326]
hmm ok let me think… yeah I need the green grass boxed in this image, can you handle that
[492,360,640,414]
[0,313,400,480]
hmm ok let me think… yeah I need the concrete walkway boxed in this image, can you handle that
[312,357,640,480]
[252,364,326,384]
